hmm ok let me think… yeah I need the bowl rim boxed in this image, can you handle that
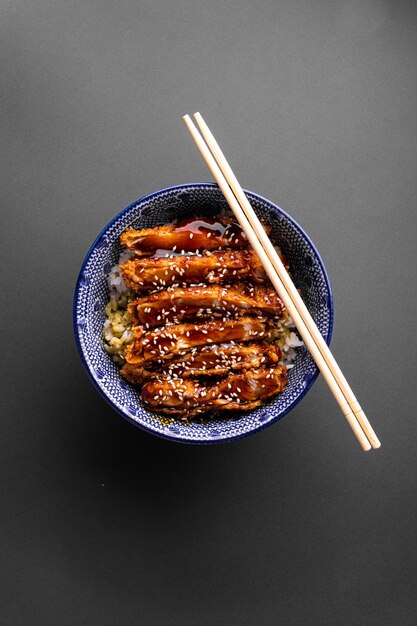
[73,182,334,444]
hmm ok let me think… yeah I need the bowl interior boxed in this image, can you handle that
[74,184,333,443]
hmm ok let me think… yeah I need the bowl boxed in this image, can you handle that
[74,183,333,443]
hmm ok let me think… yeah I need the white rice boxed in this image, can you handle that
[107,249,134,302]
[102,250,134,364]
[272,246,303,368]
[281,326,304,369]
[266,315,303,369]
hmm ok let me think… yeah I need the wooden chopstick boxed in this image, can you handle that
[192,113,381,451]
[183,113,380,451]
[192,112,381,450]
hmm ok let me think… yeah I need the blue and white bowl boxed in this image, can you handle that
[73,183,333,443]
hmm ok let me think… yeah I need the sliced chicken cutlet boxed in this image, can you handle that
[120,219,247,256]
[125,316,273,365]
[121,342,282,383]
[141,365,287,418]
[128,283,284,327]
[120,249,268,291]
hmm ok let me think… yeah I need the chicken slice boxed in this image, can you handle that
[128,283,284,327]
[125,316,272,364]
[120,249,268,291]
[120,218,247,256]
[121,342,282,383]
[140,365,287,418]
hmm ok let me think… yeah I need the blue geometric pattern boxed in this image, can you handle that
[73,183,334,443]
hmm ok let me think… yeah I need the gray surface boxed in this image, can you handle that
[1,1,417,624]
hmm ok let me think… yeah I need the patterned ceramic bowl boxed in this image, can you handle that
[74,183,333,444]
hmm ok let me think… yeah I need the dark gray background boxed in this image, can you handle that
[1,1,417,624]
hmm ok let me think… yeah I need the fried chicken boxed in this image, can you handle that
[128,283,284,327]
[120,219,247,256]
[105,215,296,419]
[140,365,287,417]
[125,316,273,364]
[120,249,268,291]
[121,342,282,383]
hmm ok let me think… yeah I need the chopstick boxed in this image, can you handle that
[183,113,380,451]
[192,112,381,450]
